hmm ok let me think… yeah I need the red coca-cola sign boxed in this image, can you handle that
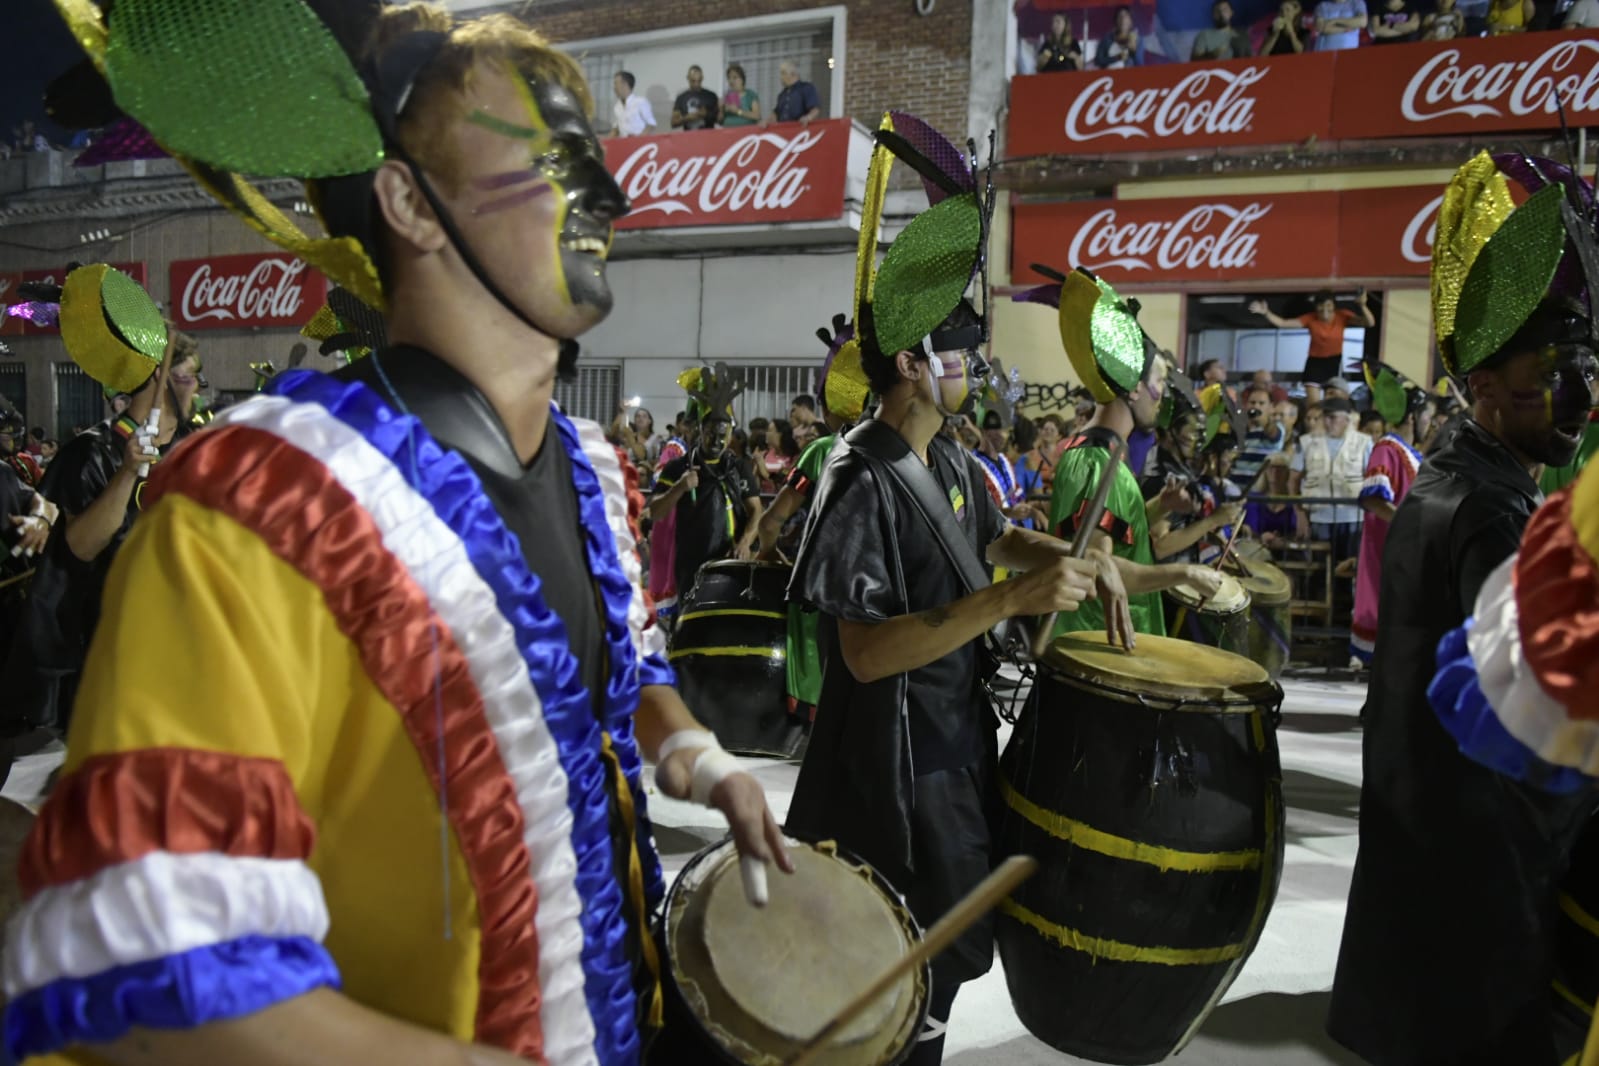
[1333,32,1599,139]
[1336,186,1444,279]
[608,119,850,230]
[9,262,147,336]
[1013,192,1339,286]
[169,252,327,331]
[1009,53,1336,157]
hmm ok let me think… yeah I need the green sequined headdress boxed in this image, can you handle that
[1433,151,1599,377]
[1363,361,1427,427]
[1015,264,1156,403]
[854,112,997,364]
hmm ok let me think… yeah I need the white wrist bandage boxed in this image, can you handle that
[656,729,769,906]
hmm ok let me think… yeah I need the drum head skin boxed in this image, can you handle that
[1167,573,1249,614]
[1042,632,1273,707]
[704,847,906,1042]
[663,839,928,1066]
[1237,560,1292,606]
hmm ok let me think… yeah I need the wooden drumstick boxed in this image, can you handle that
[1032,441,1125,660]
[783,856,1038,1066]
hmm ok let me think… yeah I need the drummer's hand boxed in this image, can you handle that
[1087,548,1135,652]
[1261,531,1284,549]
[1010,556,1096,616]
[709,772,795,885]
[733,537,756,562]
[1209,502,1243,532]
[1182,565,1226,598]
[1158,475,1193,516]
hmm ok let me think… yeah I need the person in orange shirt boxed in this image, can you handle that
[1249,287,1376,404]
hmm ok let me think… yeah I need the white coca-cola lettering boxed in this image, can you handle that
[1401,194,1444,264]
[180,258,308,324]
[1401,40,1599,123]
[612,130,824,216]
[1063,67,1266,142]
[1067,202,1271,273]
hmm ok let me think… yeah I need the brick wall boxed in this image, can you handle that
[522,0,975,146]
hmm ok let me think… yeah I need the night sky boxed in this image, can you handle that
[1,0,85,145]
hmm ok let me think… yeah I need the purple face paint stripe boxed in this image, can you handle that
[471,169,542,192]
[1510,389,1550,410]
[473,183,553,217]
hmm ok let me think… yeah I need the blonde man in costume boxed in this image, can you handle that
[6,5,789,1066]
[1014,268,1225,641]
[1328,152,1599,1066]
[786,113,1119,1066]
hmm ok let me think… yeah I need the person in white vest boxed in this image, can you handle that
[1291,395,1373,562]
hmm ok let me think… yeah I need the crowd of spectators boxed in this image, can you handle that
[1024,0,1586,72]
[609,61,822,137]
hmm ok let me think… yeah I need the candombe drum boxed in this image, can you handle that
[1164,573,1251,656]
[1236,559,1293,679]
[996,633,1285,1064]
[655,837,929,1065]
[670,560,805,759]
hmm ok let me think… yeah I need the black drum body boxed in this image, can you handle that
[996,633,1285,1064]
[670,561,805,759]
[1163,576,1251,657]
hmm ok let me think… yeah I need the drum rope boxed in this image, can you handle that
[599,733,666,1030]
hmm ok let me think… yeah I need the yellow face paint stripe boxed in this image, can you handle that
[998,897,1245,966]
[999,776,1262,873]
[676,609,786,624]
[1561,892,1599,939]
[502,65,575,306]
[667,646,786,662]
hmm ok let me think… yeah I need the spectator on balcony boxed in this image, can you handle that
[1250,288,1374,403]
[772,61,822,126]
[1096,7,1144,68]
[1422,0,1470,34]
[672,65,721,131]
[1486,0,1534,31]
[611,70,657,136]
[1314,0,1369,49]
[722,63,761,127]
[1565,0,1599,25]
[1192,0,1255,59]
[1037,13,1086,71]
[1370,0,1422,40]
[1260,0,1310,53]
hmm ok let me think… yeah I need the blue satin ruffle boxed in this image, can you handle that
[272,370,662,1066]
[5,936,338,1062]
[1428,621,1590,794]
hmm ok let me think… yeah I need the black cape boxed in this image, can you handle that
[1328,420,1597,1065]
[784,425,1006,981]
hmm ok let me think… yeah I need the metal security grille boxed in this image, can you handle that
[54,362,104,441]
[0,364,25,426]
[726,363,818,427]
[554,364,621,426]
[578,52,628,130]
[727,29,832,122]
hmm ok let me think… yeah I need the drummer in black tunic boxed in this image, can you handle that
[649,363,763,600]
[1328,151,1599,1066]
[786,111,1127,1066]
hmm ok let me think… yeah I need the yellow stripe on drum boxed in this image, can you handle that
[676,608,786,624]
[997,897,1246,966]
[667,646,787,662]
[1562,892,1599,939]
[999,776,1262,873]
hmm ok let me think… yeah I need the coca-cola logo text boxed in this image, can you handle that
[1401,40,1599,122]
[180,258,308,325]
[1401,194,1444,264]
[613,130,822,217]
[1064,67,1266,141]
[1068,202,1271,274]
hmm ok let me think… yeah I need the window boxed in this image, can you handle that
[727,29,833,121]
[579,51,628,126]
[0,364,25,426]
[554,364,621,425]
[725,363,818,427]
[54,362,103,440]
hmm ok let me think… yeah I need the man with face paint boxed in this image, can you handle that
[649,366,763,596]
[1015,269,1226,641]
[1142,379,1243,563]
[787,114,1122,1066]
[11,7,793,1066]
[1329,153,1599,1066]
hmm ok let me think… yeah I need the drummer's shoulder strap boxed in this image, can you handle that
[844,420,990,598]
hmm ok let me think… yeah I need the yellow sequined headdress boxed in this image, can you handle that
[1432,151,1599,376]
[814,314,870,423]
[59,263,167,393]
